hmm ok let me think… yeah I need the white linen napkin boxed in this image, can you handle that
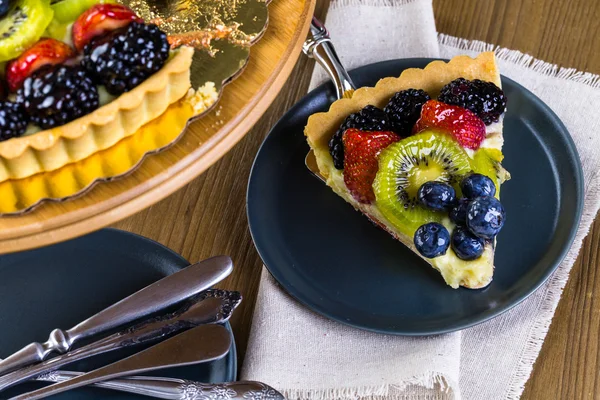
[241,1,600,399]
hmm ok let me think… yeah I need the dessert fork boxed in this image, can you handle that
[9,324,232,400]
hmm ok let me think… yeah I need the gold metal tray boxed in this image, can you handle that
[0,0,316,252]
[0,0,272,213]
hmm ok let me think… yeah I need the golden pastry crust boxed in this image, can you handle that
[304,52,502,289]
[0,46,195,182]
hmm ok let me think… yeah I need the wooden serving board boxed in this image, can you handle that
[0,0,316,254]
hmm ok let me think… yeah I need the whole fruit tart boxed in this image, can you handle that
[0,0,205,181]
[305,52,509,289]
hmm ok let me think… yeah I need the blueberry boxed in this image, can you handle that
[417,182,456,211]
[449,198,470,225]
[0,0,9,18]
[467,196,506,239]
[451,226,485,260]
[461,173,496,199]
[414,222,450,258]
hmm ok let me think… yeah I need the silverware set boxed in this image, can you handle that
[0,256,284,400]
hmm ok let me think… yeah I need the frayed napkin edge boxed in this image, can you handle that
[331,0,425,8]
[438,33,600,88]
[503,172,600,399]
[439,31,600,399]
[280,371,457,400]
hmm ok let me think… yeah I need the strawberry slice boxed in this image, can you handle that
[72,4,142,52]
[343,129,400,204]
[413,100,486,150]
[6,39,76,92]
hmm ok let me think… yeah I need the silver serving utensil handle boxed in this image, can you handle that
[36,372,284,400]
[9,324,232,400]
[302,17,355,183]
[0,289,241,392]
[303,16,356,99]
[0,255,233,376]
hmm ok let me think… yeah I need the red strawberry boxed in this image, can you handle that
[6,39,75,92]
[72,4,142,52]
[413,100,486,150]
[343,129,400,204]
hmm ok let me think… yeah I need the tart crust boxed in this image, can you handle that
[304,52,502,289]
[0,46,195,182]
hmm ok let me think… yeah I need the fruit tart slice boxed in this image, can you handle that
[305,52,509,289]
[0,1,202,181]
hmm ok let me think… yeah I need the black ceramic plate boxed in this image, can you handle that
[0,229,236,399]
[247,59,584,336]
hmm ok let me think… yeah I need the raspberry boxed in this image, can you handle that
[384,89,430,136]
[329,105,390,170]
[0,101,28,141]
[6,38,75,93]
[413,100,486,150]
[17,65,99,129]
[438,78,506,125]
[82,22,169,96]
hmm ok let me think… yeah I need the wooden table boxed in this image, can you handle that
[115,0,600,397]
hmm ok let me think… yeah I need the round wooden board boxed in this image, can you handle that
[0,0,316,254]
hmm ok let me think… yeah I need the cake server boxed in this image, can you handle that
[35,372,285,400]
[0,255,233,376]
[0,289,241,391]
[9,324,232,400]
[302,16,355,182]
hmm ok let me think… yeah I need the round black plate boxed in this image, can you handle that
[247,58,584,335]
[0,229,236,399]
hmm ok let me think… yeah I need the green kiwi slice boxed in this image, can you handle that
[44,19,70,43]
[471,148,509,198]
[50,0,114,24]
[373,130,471,237]
[0,0,53,62]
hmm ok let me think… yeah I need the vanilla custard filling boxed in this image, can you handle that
[329,166,494,288]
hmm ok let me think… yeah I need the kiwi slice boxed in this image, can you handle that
[373,130,472,237]
[0,0,53,62]
[50,0,114,23]
[471,148,509,198]
[44,19,70,43]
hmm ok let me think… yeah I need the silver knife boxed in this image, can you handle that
[9,324,232,400]
[0,289,241,391]
[0,255,233,376]
[36,372,285,400]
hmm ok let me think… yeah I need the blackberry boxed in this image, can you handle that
[329,105,390,169]
[17,65,99,130]
[384,89,430,136]
[438,78,506,125]
[82,22,170,96]
[0,101,28,141]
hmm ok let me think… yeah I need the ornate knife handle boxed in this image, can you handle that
[0,256,233,376]
[37,372,284,400]
[303,16,356,99]
[0,289,242,392]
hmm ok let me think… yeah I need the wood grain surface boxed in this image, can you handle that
[116,0,600,398]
